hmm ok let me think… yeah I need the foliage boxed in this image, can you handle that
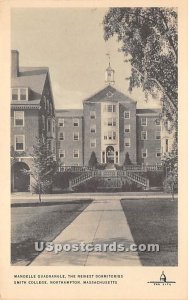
[124,152,132,165]
[29,137,58,201]
[103,8,177,128]
[163,170,178,200]
[103,8,178,179]
[88,151,98,168]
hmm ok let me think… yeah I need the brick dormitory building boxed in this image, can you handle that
[11,50,173,192]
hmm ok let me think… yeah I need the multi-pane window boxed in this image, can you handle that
[141,131,147,140]
[90,111,96,119]
[73,118,79,127]
[14,111,24,126]
[103,104,116,112]
[124,124,130,133]
[156,149,161,157]
[124,111,130,119]
[59,150,65,158]
[142,149,147,158]
[58,118,64,127]
[15,135,25,151]
[20,88,27,100]
[73,149,79,158]
[12,89,19,100]
[59,132,64,140]
[141,117,147,126]
[90,125,96,133]
[90,139,96,148]
[12,88,28,101]
[155,131,161,140]
[104,133,108,140]
[125,138,130,147]
[107,118,116,126]
[104,131,116,140]
[73,132,79,141]
[155,119,160,126]
[107,104,116,113]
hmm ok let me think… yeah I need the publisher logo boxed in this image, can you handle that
[147,271,176,286]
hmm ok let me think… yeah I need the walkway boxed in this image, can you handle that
[31,199,141,266]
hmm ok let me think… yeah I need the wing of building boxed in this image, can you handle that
[11,50,56,191]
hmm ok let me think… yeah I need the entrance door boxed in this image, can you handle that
[12,162,30,192]
[106,146,115,164]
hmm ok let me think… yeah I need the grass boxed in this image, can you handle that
[121,199,178,266]
[11,199,92,265]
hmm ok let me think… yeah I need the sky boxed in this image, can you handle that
[11,8,160,109]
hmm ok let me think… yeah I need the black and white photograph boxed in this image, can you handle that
[10,7,178,268]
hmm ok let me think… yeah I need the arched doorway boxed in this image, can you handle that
[12,162,30,192]
[106,146,115,164]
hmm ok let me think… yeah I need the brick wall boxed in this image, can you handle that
[83,102,101,165]
[119,101,137,164]
[136,115,161,165]
[56,116,84,166]
[11,109,39,155]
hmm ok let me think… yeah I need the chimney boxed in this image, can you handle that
[11,50,19,78]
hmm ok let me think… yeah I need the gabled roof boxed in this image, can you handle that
[83,85,136,104]
[11,67,48,98]
[56,109,83,118]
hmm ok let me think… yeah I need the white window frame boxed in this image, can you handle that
[59,132,65,141]
[73,132,79,141]
[73,149,79,158]
[14,111,24,127]
[141,131,147,140]
[58,118,64,127]
[104,133,108,140]
[90,138,96,148]
[155,131,161,140]
[124,111,130,119]
[142,149,147,158]
[11,88,28,101]
[141,117,147,126]
[73,118,79,127]
[90,125,96,133]
[107,118,116,126]
[59,149,65,158]
[156,149,161,158]
[124,124,130,133]
[90,111,96,119]
[14,135,25,151]
[125,138,130,147]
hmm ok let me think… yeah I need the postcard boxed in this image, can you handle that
[0,0,188,299]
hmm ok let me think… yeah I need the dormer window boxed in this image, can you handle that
[20,88,27,100]
[11,88,28,101]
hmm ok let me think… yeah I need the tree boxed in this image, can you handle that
[29,137,58,202]
[124,152,132,166]
[88,151,98,168]
[103,7,178,176]
[103,8,177,124]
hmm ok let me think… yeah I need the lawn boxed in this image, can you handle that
[11,199,92,265]
[121,199,178,266]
